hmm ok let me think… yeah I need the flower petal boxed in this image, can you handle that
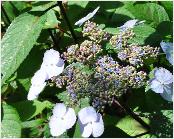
[166,52,173,65]
[161,83,173,102]
[79,121,93,138]
[57,58,65,67]
[41,63,64,79]
[31,69,48,84]
[154,68,173,84]
[43,49,60,65]
[52,103,67,118]
[160,41,173,65]
[160,41,173,54]
[63,108,76,129]
[27,82,46,100]
[149,79,164,93]
[119,19,145,31]
[92,113,104,137]
[75,6,100,26]
[78,106,97,124]
[49,116,67,137]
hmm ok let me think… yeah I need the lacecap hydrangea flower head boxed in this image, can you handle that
[27,49,64,100]
[149,67,173,101]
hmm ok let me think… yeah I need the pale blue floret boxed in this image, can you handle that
[116,36,122,49]
[160,41,173,65]
[160,83,173,101]
[135,76,142,82]
[149,67,173,102]
[118,19,145,31]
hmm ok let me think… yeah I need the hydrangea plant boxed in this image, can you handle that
[1,1,173,138]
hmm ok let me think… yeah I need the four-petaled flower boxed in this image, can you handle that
[75,6,100,26]
[149,67,173,101]
[160,41,173,65]
[78,106,104,137]
[49,103,76,137]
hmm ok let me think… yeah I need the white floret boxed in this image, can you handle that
[75,6,100,26]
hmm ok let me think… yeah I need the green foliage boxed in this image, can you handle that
[2,1,29,23]
[72,122,81,138]
[127,88,173,137]
[10,100,52,121]
[1,12,47,85]
[21,119,44,128]
[102,115,149,137]
[44,9,60,29]
[128,24,156,45]
[74,97,90,114]
[56,91,70,104]
[116,116,149,136]
[1,103,22,138]
[31,1,57,11]
[125,2,170,27]
[160,1,173,20]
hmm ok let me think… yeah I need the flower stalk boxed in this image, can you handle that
[57,1,78,44]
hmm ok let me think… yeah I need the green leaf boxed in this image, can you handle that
[104,27,119,35]
[21,119,44,128]
[116,116,149,137]
[10,100,52,121]
[74,97,90,114]
[31,1,57,11]
[1,12,47,85]
[43,124,51,138]
[128,24,157,45]
[2,103,22,138]
[126,3,169,27]
[2,1,29,22]
[111,7,135,24]
[80,97,90,108]
[160,1,173,20]
[103,114,149,137]
[72,122,81,138]
[56,91,70,105]
[44,9,60,29]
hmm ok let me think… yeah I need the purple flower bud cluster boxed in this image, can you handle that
[64,40,102,63]
[82,21,110,43]
[52,64,92,105]
[51,63,122,112]
[95,56,147,89]
[117,44,159,66]
[109,29,135,50]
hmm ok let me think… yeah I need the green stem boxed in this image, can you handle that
[48,29,59,49]
[117,99,151,130]
[57,1,78,44]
